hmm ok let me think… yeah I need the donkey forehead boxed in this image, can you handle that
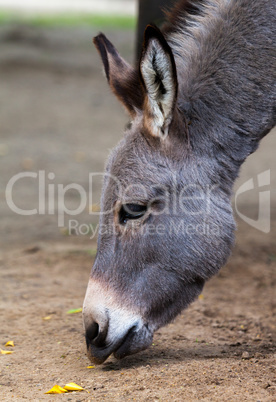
[105,164,172,203]
[106,131,173,183]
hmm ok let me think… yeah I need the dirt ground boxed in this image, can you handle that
[0,223,275,401]
[0,25,275,401]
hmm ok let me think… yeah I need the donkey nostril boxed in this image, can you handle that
[85,322,99,347]
[85,321,108,348]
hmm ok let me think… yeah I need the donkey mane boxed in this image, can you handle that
[166,0,275,157]
[164,0,206,33]
[155,0,275,197]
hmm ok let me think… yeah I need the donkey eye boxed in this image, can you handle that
[119,203,147,224]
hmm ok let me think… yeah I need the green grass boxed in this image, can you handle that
[0,11,136,29]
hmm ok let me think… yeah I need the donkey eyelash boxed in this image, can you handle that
[119,203,148,225]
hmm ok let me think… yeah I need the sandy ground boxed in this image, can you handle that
[0,225,275,401]
[0,25,275,401]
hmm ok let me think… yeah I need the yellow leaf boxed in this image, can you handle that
[86,366,95,369]
[64,382,84,391]
[45,385,68,394]
[5,341,14,347]
[66,308,82,314]
[43,316,52,320]
[1,350,13,355]
[198,294,204,300]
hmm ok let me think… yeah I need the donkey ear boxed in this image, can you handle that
[93,33,144,117]
[140,25,178,139]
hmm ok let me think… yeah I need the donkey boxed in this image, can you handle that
[83,0,276,364]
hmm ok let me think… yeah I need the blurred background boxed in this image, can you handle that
[0,0,275,248]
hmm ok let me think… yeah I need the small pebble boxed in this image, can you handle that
[242,351,250,359]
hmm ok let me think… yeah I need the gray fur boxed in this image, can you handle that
[83,0,276,364]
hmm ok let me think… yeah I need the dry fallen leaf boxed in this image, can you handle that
[66,308,82,314]
[5,341,14,347]
[64,383,84,391]
[43,316,52,320]
[1,350,13,355]
[45,385,68,394]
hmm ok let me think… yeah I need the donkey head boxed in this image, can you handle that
[83,25,235,364]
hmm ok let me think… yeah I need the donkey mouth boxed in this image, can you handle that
[86,324,153,364]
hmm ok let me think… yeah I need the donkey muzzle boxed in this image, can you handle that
[83,279,153,364]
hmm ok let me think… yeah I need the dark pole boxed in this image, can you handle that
[135,0,173,62]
